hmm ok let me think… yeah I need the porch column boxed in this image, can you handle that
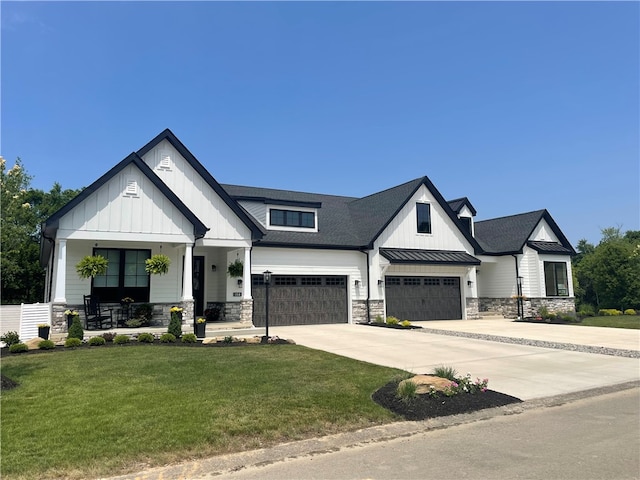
[53,239,67,303]
[182,243,193,301]
[242,247,251,300]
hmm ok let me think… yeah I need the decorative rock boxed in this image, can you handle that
[25,337,45,350]
[400,375,454,394]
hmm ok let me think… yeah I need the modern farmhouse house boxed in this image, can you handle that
[40,129,575,332]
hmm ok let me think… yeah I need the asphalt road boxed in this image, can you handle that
[217,387,640,480]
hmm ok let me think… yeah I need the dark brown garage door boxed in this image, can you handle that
[385,276,462,321]
[252,275,348,326]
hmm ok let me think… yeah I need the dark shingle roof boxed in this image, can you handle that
[223,177,481,251]
[380,248,480,265]
[447,197,477,216]
[474,210,575,255]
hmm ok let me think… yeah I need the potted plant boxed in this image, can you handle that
[145,254,171,275]
[195,317,206,338]
[64,309,80,329]
[76,255,109,279]
[37,323,50,340]
[227,258,243,278]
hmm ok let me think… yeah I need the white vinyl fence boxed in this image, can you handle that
[0,303,51,342]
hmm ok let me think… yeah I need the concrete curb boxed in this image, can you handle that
[104,380,639,480]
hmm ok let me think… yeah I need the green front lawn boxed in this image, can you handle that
[1,345,405,479]
[576,315,640,329]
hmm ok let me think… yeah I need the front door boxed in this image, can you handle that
[193,256,205,316]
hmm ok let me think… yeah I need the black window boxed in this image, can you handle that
[544,262,569,297]
[270,209,315,228]
[92,248,151,302]
[459,217,472,235]
[417,203,431,234]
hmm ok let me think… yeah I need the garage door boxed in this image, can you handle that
[252,275,348,326]
[385,276,462,321]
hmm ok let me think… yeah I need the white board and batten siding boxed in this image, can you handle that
[476,256,517,298]
[251,247,367,300]
[141,139,252,243]
[57,164,196,244]
[375,185,475,253]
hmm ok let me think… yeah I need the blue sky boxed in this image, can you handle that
[2,1,638,246]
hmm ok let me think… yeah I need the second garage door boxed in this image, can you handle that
[385,276,462,321]
[252,275,348,326]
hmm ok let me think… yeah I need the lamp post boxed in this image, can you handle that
[516,276,524,319]
[263,270,272,341]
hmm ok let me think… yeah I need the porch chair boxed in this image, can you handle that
[83,295,114,330]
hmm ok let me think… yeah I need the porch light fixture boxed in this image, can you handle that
[467,280,473,286]
[378,280,384,286]
[355,280,360,287]
[211,265,217,272]
[263,271,272,340]
[237,279,243,286]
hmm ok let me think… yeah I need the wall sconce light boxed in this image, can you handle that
[378,280,384,286]
[467,280,473,286]
[355,280,360,287]
[211,265,217,272]
[237,279,243,286]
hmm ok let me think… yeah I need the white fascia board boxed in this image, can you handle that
[58,230,193,243]
[199,238,252,248]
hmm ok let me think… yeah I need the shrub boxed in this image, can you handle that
[558,311,578,323]
[624,309,637,315]
[386,316,399,325]
[168,313,182,338]
[137,333,155,343]
[181,333,197,343]
[9,343,28,353]
[599,309,623,316]
[396,379,418,403]
[1,331,21,346]
[67,316,84,340]
[113,334,131,345]
[223,335,235,344]
[577,304,595,317]
[38,340,56,350]
[160,333,176,343]
[124,318,144,328]
[88,336,106,346]
[133,304,154,326]
[64,338,82,348]
[401,320,412,327]
[374,315,385,324]
[101,332,116,342]
[433,365,458,381]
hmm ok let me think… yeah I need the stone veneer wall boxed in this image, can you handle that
[479,297,575,318]
[465,298,480,319]
[50,301,193,333]
[352,300,385,323]
[224,301,254,327]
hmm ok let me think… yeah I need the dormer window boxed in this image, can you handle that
[270,209,315,229]
[417,203,431,234]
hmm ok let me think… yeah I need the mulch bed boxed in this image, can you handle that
[372,379,522,420]
[358,322,423,330]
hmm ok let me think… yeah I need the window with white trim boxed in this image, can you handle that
[269,209,315,229]
[544,262,569,296]
[417,203,431,234]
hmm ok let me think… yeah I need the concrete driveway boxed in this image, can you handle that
[271,319,640,400]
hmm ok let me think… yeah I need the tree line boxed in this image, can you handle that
[1,157,639,311]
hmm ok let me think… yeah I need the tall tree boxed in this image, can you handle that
[1,157,80,304]
[573,228,640,310]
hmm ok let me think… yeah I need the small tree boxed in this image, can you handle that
[168,310,182,338]
[67,315,84,340]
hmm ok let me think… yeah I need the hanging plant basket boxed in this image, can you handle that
[76,255,109,279]
[227,259,244,278]
[145,254,171,275]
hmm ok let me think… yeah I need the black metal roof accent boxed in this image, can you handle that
[447,197,477,216]
[136,129,264,240]
[474,210,575,256]
[527,241,574,255]
[40,152,209,267]
[380,248,481,265]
